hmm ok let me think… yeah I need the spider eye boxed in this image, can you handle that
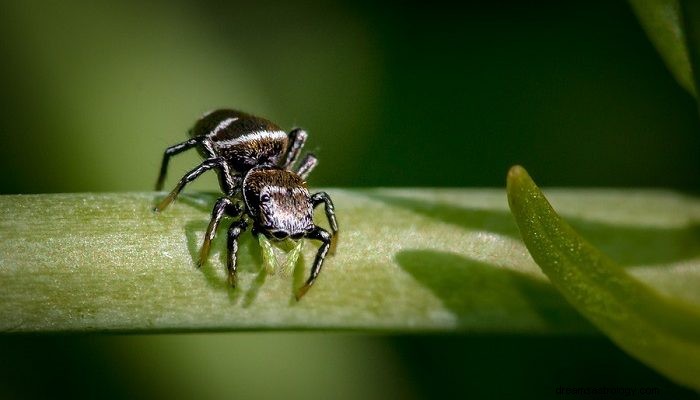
[272,231,288,239]
[260,194,271,202]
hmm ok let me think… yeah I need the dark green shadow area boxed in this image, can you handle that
[389,334,700,400]
[396,250,594,333]
[176,191,224,213]
[183,216,266,306]
[178,192,309,305]
[373,192,700,266]
[150,191,222,215]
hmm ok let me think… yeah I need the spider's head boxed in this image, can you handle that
[244,168,314,240]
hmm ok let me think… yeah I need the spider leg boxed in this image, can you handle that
[216,163,240,197]
[282,128,307,168]
[155,137,202,191]
[154,157,226,212]
[295,226,332,300]
[311,191,338,254]
[296,153,318,181]
[227,219,249,287]
[198,197,242,268]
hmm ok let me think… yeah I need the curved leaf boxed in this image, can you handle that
[507,165,700,391]
[630,0,696,96]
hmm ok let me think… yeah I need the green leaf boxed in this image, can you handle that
[679,0,700,102]
[507,165,700,391]
[629,0,696,96]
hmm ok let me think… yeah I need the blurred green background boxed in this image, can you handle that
[1,0,699,398]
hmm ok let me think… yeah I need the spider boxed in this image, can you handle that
[154,109,338,299]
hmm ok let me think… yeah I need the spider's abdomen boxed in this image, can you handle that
[192,109,288,171]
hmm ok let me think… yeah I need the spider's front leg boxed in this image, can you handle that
[282,128,307,169]
[154,157,229,212]
[296,226,332,300]
[311,191,338,253]
[198,197,242,268]
[226,219,249,287]
[296,154,318,181]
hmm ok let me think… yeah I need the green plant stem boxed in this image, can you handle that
[0,190,698,333]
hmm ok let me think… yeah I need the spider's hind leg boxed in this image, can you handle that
[155,137,202,191]
[154,157,226,212]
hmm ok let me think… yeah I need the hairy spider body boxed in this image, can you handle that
[243,167,314,239]
[154,109,337,299]
[191,109,288,171]
[155,109,315,205]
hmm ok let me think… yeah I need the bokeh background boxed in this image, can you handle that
[1,0,699,398]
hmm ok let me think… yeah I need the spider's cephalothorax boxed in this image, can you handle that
[154,109,337,299]
[244,168,315,240]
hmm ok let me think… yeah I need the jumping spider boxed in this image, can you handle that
[154,109,338,299]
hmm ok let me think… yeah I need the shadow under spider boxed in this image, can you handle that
[177,192,228,212]
[184,218,307,306]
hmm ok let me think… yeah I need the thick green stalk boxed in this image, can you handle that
[0,189,698,334]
